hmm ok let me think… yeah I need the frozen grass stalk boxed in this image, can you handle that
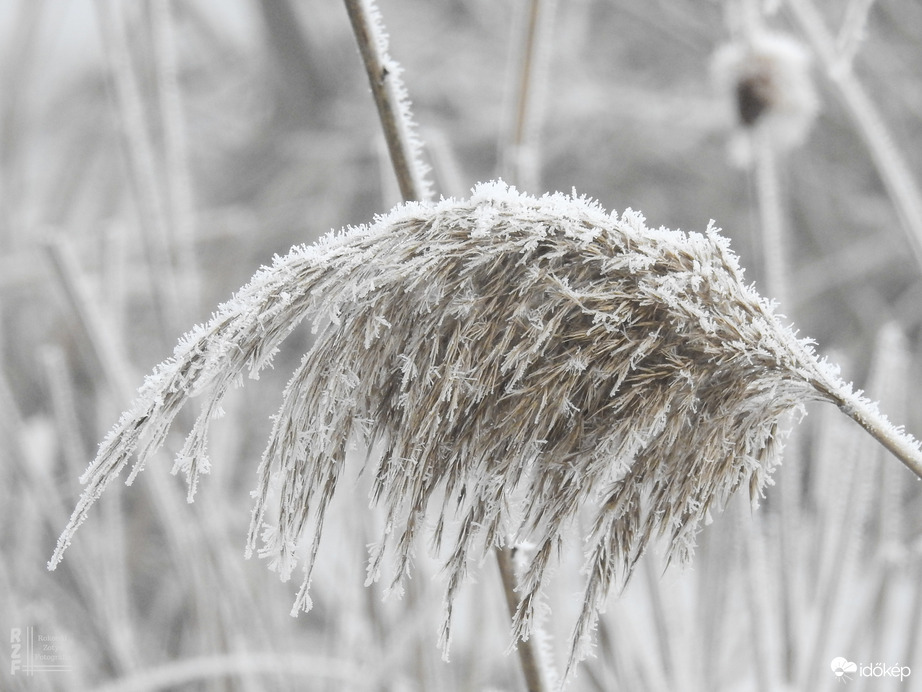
[48,183,922,687]
[343,0,433,204]
[503,0,557,192]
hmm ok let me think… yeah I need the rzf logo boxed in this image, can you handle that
[10,628,21,675]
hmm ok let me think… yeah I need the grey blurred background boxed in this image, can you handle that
[2,1,922,690]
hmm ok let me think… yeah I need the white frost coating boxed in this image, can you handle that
[363,0,434,202]
[48,181,922,688]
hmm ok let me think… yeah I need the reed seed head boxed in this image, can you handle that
[712,30,819,158]
[48,181,920,683]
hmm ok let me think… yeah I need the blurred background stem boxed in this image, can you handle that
[755,131,789,309]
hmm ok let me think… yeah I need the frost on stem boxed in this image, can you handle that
[345,0,433,203]
[49,181,921,684]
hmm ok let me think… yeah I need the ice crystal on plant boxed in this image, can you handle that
[49,181,922,683]
[356,0,433,202]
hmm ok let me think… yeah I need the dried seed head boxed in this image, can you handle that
[48,182,920,685]
[712,30,819,155]
[737,70,774,126]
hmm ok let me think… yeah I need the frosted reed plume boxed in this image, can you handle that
[49,181,922,681]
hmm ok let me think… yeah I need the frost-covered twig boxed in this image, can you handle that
[343,0,432,203]
[48,182,922,686]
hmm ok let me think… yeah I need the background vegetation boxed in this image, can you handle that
[2,0,921,690]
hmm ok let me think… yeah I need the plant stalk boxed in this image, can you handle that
[836,395,922,481]
[504,0,556,192]
[496,546,551,692]
[342,5,551,689]
[770,313,922,481]
[755,131,789,309]
[343,0,429,203]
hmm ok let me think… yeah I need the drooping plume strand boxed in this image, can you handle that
[49,181,922,682]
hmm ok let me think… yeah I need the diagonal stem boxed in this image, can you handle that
[836,395,922,481]
[784,340,922,481]
[785,0,922,274]
[343,0,431,204]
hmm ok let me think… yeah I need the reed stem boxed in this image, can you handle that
[755,132,789,309]
[836,395,922,481]
[342,0,431,203]
[496,546,552,692]
[342,5,555,688]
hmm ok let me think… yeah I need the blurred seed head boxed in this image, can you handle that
[712,30,819,162]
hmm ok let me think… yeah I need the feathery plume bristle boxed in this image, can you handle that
[48,181,922,684]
